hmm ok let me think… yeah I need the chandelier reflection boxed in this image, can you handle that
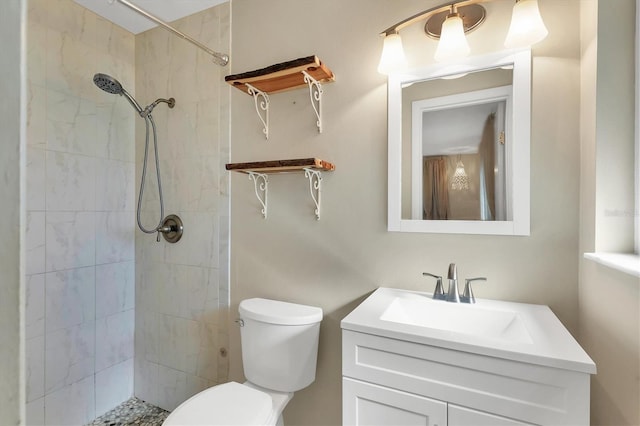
[451,158,469,191]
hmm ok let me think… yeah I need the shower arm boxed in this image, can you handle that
[142,98,175,117]
[117,0,229,66]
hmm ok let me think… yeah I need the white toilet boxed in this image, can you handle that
[163,298,323,426]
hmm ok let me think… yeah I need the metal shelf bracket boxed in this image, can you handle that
[247,171,268,219]
[245,83,270,140]
[302,70,323,133]
[303,168,323,220]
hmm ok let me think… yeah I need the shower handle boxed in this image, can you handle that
[156,214,183,243]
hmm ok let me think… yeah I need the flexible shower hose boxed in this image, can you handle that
[136,114,165,236]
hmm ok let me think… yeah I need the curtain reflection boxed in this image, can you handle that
[478,114,495,220]
[423,156,450,219]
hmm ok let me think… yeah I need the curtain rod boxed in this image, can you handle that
[117,0,229,66]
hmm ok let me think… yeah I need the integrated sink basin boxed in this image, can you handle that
[380,296,533,344]
[341,287,597,425]
[342,287,596,374]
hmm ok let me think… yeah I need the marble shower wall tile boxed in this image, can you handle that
[26,5,47,88]
[156,364,187,412]
[25,397,45,426]
[45,321,95,393]
[45,211,95,272]
[26,335,45,403]
[163,211,218,268]
[134,2,230,409]
[26,147,46,210]
[134,357,159,404]
[156,264,218,321]
[25,273,45,339]
[44,375,95,426]
[45,266,95,332]
[135,309,159,364]
[26,83,47,149]
[26,212,45,275]
[96,211,135,264]
[95,159,135,211]
[96,261,135,319]
[157,314,201,375]
[25,1,136,423]
[46,150,96,211]
[95,358,134,418]
[96,309,135,372]
[95,100,135,162]
[46,30,98,100]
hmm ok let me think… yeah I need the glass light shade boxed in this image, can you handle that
[377,33,408,75]
[451,160,469,190]
[504,0,548,49]
[434,14,470,63]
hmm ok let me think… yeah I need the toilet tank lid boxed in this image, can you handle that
[239,298,323,325]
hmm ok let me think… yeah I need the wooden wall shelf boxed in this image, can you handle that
[225,158,335,174]
[225,56,335,95]
[226,158,335,220]
[225,56,335,138]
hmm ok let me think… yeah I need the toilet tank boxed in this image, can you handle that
[239,298,323,392]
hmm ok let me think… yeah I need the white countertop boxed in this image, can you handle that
[341,287,596,374]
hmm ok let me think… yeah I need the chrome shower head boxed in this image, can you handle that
[93,73,123,95]
[93,72,144,115]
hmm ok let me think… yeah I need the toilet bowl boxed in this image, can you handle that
[162,381,291,426]
[163,298,323,426]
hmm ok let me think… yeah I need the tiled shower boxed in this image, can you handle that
[24,1,230,424]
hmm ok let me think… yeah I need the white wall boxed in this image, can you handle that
[578,0,640,424]
[24,1,136,423]
[0,0,25,424]
[229,1,581,424]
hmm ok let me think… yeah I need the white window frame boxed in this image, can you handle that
[583,0,640,276]
[635,0,640,254]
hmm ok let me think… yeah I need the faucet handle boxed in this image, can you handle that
[462,277,486,304]
[423,272,445,300]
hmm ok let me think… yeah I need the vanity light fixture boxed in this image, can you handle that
[378,32,409,74]
[504,0,548,49]
[377,0,548,74]
[434,5,471,62]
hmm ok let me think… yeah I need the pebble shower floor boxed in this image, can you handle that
[85,397,169,426]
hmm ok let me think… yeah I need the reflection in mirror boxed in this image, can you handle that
[405,73,511,222]
[388,50,531,235]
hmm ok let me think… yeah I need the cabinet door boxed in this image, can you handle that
[448,404,535,426]
[343,378,447,426]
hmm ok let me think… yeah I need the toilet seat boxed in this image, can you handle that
[163,381,273,426]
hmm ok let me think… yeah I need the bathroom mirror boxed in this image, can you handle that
[388,50,531,235]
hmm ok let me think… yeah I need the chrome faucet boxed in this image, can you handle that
[446,263,460,303]
[423,263,486,304]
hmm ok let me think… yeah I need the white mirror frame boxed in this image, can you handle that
[388,49,531,235]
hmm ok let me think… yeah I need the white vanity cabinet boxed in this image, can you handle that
[448,404,532,425]
[344,375,530,426]
[342,330,590,425]
[341,288,596,426]
[343,377,446,425]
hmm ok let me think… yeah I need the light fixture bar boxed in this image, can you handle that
[377,0,547,74]
[424,4,486,39]
[380,0,489,36]
[117,0,229,66]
